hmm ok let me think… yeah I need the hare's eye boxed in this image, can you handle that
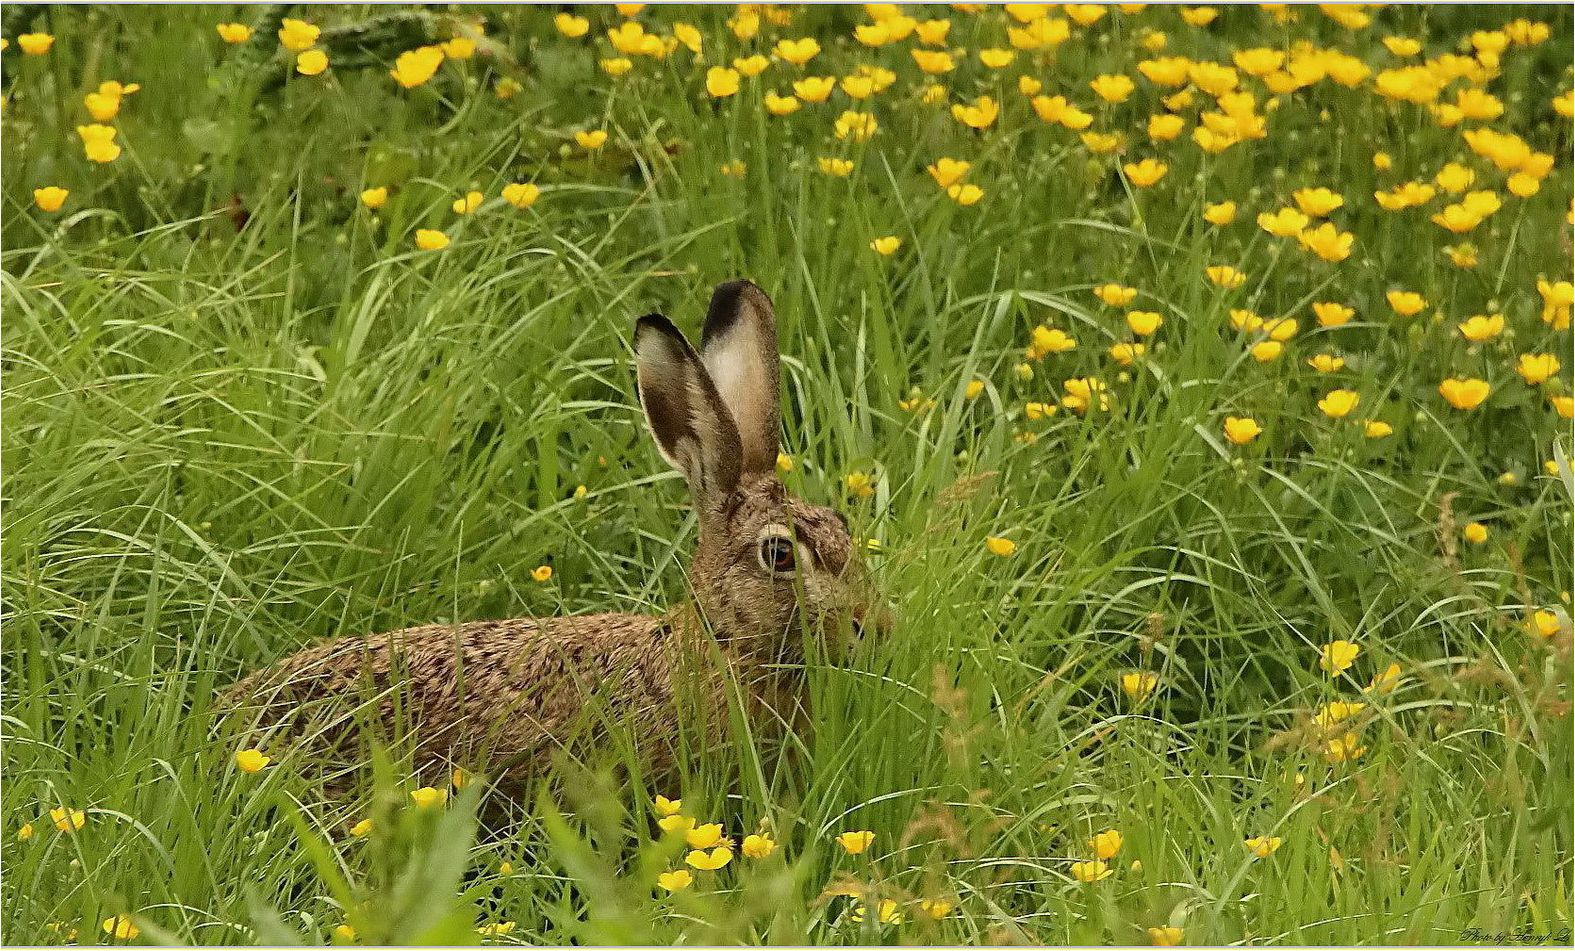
[759,536,796,574]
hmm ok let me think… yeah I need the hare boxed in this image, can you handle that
[222,280,883,786]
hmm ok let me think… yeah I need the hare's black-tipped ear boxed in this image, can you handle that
[700,280,780,477]
[635,314,743,507]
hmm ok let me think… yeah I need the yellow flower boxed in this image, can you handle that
[1527,610,1563,641]
[1223,416,1262,446]
[751,89,796,115]
[1462,522,1489,544]
[916,19,952,45]
[1366,662,1403,694]
[965,380,986,400]
[359,186,390,210]
[1250,341,1283,363]
[50,807,86,833]
[947,183,984,206]
[1516,353,1561,385]
[1093,283,1138,307]
[600,58,634,77]
[526,564,552,583]
[657,868,693,891]
[1319,639,1360,675]
[477,921,516,937]
[1293,188,1344,217]
[1550,396,1574,420]
[440,37,475,60]
[919,898,954,919]
[350,818,374,837]
[951,95,1000,129]
[985,536,1017,557]
[1297,223,1353,263]
[1257,207,1309,237]
[1312,700,1367,728]
[1120,671,1159,701]
[1148,113,1185,141]
[685,846,733,870]
[819,157,855,178]
[1138,56,1192,86]
[17,32,55,55]
[102,916,140,941]
[834,110,878,142]
[217,23,254,43]
[1234,47,1284,76]
[927,158,970,189]
[1438,377,1491,410]
[845,471,875,499]
[235,748,271,773]
[1090,829,1123,860]
[1383,35,1421,57]
[1030,95,1093,129]
[979,48,1016,69]
[1090,74,1135,103]
[1180,6,1218,26]
[451,190,483,215]
[784,76,831,105]
[670,23,702,55]
[415,229,449,252]
[295,49,329,76]
[836,830,875,855]
[332,924,357,942]
[1009,16,1071,50]
[653,795,682,817]
[77,124,122,163]
[1307,353,1345,373]
[501,183,540,210]
[774,37,821,66]
[742,833,776,858]
[910,49,956,75]
[1067,4,1110,26]
[18,823,35,842]
[410,786,447,808]
[615,3,646,16]
[1149,926,1185,946]
[706,66,741,98]
[1108,342,1145,366]
[1123,159,1168,188]
[1363,420,1393,439]
[33,187,68,212]
[659,814,695,836]
[390,46,444,88]
[277,18,320,52]
[1125,310,1163,337]
[869,236,901,257]
[1244,835,1282,858]
[555,13,590,38]
[1457,314,1504,342]
[1385,291,1425,317]
[1024,401,1057,421]
[849,898,904,925]
[731,54,769,78]
[1324,732,1367,763]
[1205,265,1245,289]
[1203,201,1237,225]
[575,129,608,150]
[1081,131,1121,154]
[1070,860,1112,883]
[1317,389,1359,419]
[684,823,726,850]
[1312,302,1353,328]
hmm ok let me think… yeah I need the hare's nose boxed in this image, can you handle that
[850,600,896,638]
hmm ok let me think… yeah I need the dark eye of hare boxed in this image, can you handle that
[759,535,796,574]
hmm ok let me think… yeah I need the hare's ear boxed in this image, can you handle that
[700,280,780,477]
[635,314,743,507]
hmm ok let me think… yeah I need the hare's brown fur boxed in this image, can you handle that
[222,281,879,786]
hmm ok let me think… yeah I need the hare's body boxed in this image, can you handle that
[225,281,879,786]
[226,614,709,780]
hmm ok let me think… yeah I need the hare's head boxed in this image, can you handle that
[635,280,884,661]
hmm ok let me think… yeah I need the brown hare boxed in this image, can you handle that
[223,280,883,786]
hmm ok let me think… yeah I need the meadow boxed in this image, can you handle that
[2,3,1572,945]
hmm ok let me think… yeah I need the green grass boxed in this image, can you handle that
[3,3,1571,946]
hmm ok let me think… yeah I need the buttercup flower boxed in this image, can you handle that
[295,49,329,76]
[277,18,319,52]
[410,786,447,808]
[836,830,875,855]
[985,536,1016,557]
[741,833,776,858]
[1121,671,1159,701]
[361,187,389,209]
[33,187,68,212]
[927,158,970,188]
[1203,200,1237,225]
[706,67,741,98]
[217,23,253,43]
[1516,353,1560,385]
[502,183,540,210]
[1223,416,1262,445]
[102,916,139,941]
[1244,835,1283,858]
[1385,291,1426,317]
[390,46,444,88]
[685,846,732,870]
[1438,378,1490,410]
[575,129,609,150]
[77,124,122,163]
[415,229,450,251]
[50,807,87,832]
[555,14,589,38]
[657,869,693,891]
[1070,860,1112,883]
[18,33,55,55]
[1149,926,1185,946]
[1319,639,1360,675]
[235,748,270,773]
[1090,829,1123,860]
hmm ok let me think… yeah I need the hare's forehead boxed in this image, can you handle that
[725,491,851,559]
